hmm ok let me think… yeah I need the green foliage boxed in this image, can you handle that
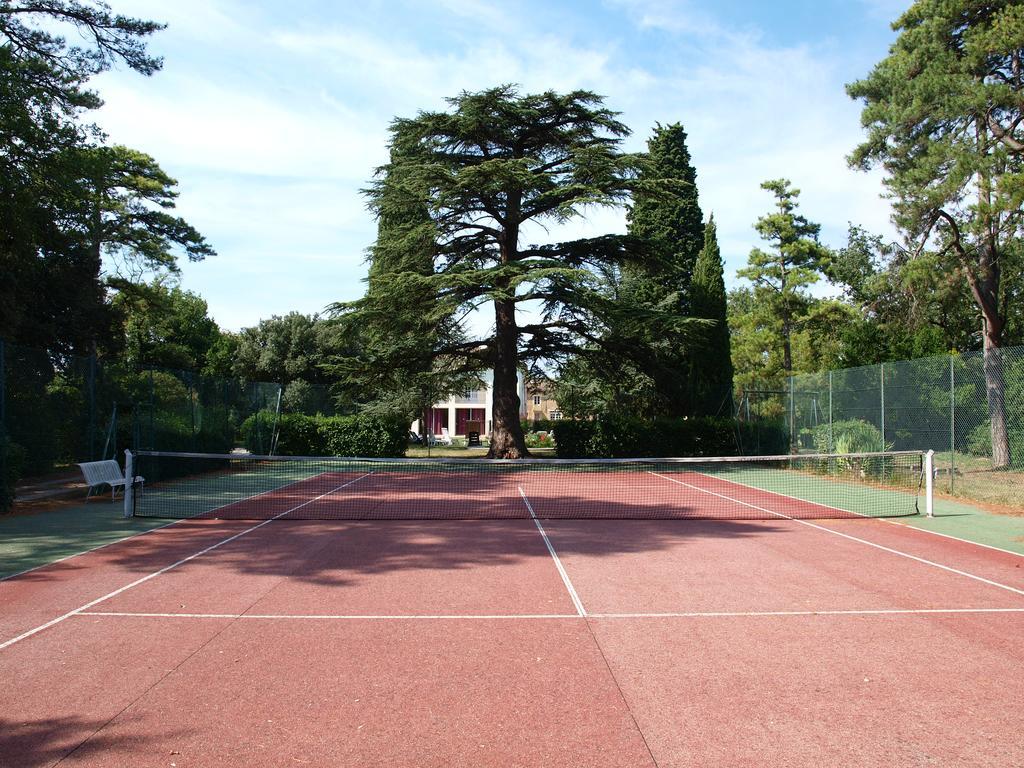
[625,122,704,305]
[0,3,211,357]
[553,347,665,420]
[689,215,733,415]
[811,419,888,455]
[553,416,787,459]
[737,180,830,377]
[826,225,979,363]
[234,313,348,415]
[967,423,1024,469]
[522,418,557,434]
[113,279,223,371]
[241,413,407,458]
[602,122,706,418]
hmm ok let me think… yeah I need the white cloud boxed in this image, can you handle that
[95,74,389,182]
[86,0,897,329]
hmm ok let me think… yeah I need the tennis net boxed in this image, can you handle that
[126,449,932,521]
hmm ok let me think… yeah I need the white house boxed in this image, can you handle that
[411,370,527,439]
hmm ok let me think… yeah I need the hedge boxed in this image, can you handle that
[552,416,788,458]
[242,412,407,457]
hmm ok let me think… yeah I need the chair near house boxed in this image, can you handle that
[426,430,453,447]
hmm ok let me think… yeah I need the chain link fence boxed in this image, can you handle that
[788,345,1024,509]
[0,339,282,509]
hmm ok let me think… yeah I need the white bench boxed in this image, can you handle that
[78,460,144,502]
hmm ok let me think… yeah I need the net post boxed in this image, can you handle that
[924,450,935,518]
[123,449,134,518]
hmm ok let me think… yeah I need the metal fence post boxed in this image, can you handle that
[88,351,97,461]
[0,338,5,434]
[949,353,955,494]
[789,376,796,453]
[828,370,833,452]
[880,363,886,452]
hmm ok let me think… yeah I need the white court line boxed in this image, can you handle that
[650,471,1024,600]
[75,607,1024,620]
[651,462,1024,565]
[882,519,1024,560]
[0,473,372,652]
[518,486,586,617]
[588,607,1024,618]
[0,518,184,583]
[79,611,580,620]
[1,467,358,584]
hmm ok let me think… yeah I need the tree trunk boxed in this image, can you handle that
[488,297,527,459]
[983,326,1011,470]
[421,404,431,444]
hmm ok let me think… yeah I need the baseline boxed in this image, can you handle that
[76,606,1024,620]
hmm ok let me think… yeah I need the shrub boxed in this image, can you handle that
[553,416,787,459]
[812,419,888,455]
[241,412,407,457]
[320,414,407,457]
[967,420,1024,467]
[524,431,554,449]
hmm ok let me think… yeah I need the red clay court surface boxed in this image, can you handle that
[2,477,1024,766]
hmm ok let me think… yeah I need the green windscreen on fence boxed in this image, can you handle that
[786,346,1023,509]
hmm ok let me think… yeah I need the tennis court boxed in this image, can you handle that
[2,451,1023,767]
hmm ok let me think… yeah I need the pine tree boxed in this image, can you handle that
[738,180,829,378]
[847,0,1024,468]
[689,215,733,415]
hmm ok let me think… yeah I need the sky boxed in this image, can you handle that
[90,0,911,332]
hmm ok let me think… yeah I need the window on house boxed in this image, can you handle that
[533,395,541,406]
[551,411,562,420]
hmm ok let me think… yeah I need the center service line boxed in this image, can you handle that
[519,486,587,617]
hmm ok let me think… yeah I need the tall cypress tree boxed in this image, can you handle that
[623,122,705,416]
[626,123,704,300]
[689,215,733,415]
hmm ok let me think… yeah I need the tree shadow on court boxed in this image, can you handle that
[79,484,794,588]
[0,714,189,767]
